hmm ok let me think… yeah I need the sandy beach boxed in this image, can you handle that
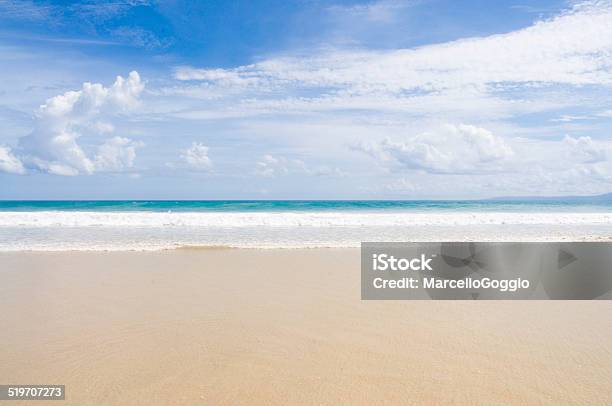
[1,248,610,405]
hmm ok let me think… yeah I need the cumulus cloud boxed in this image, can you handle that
[181,142,212,170]
[95,136,144,172]
[0,145,25,174]
[354,124,513,174]
[15,71,144,175]
[563,135,608,163]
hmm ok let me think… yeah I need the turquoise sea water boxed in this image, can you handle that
[2,200,612,212]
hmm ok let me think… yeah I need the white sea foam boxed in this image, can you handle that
[2,211,612,251]
[2,210,612,227]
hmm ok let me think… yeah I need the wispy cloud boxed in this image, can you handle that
[0,0,55,21]
[175,1,612,91]
[0,0,170,50]
[3,34,121,46]
[71,0,153,21]
[110,26,173,49]
[168,0,612,126]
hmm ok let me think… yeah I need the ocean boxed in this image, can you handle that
[2,200,612,250]
[3,199,612,212]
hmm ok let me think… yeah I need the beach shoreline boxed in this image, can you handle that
[1,249,610,405]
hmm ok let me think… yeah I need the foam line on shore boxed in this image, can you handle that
[3,211,612,227]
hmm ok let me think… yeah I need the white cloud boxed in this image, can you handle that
[181,142,212,170]
[95,136,144,172]
[0,145,25,174]
[16,71,144,175]
[161,0,612,154]
[174,66,264,88]
[354,124,513,174]
[174,1,612,92]
[564,135,608,163]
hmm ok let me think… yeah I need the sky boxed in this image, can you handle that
[1,0,612,199]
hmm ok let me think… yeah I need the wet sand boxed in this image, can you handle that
[0,249,610,405]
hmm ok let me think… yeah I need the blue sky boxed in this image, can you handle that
[1,0,612,199]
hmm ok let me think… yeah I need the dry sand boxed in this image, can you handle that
[0,249,610,405]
